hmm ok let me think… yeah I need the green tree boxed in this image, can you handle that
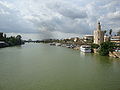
[91,44,100,49]
[16,35,22,40]
[109,29,112,36]
[104,30,107,35]
[99,42,115,56]
[16,35,22,45]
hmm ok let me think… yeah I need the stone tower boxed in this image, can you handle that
[94,22,104,45]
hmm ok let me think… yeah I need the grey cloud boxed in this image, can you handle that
[107,11,120,21]
[0,0,120,39]
[58,8,87,19]
[0,1,37,33]
[85,0,120,32]
[47,1,87,19]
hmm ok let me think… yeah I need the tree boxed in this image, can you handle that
[109,29,112,36]
[104,30,107,35]
[16,35,22,40]
[99,42,115,56]
[91,44,100,49]
[16,35,23,45]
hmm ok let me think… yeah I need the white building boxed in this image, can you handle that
[84,35,94,42]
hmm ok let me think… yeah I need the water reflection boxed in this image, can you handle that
[93,53,120,64]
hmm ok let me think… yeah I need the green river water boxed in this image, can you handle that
[0,43,120,90]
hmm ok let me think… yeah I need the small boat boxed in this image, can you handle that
[49,43,56,46]
[80,45,91,53]
[55,43,61,46]
[61,44,66,47]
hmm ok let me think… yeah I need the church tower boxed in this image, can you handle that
[94,22,104,45]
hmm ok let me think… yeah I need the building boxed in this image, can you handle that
[104,36,110,42]
[83,35,94,42]
[111,36,120,46]
[69,37,80,42]
[94,22,104,45]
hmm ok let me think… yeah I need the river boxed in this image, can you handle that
[0,43,120,90]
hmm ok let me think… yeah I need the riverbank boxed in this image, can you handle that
[0,33,25,48]
[0,41,24,48]
[48,42,120,58]
[109,52,120,58]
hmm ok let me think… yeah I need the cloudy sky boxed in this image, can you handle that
[0,0,120,40]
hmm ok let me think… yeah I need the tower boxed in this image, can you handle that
[97,22,101,30]
[94,22,104,45]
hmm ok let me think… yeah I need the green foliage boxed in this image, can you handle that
[0,34,24,48]
[40,39,60,43]
[99,42,115,56]
[109,29,112,36]
[91,44,100,49]
[4,35,24,46]
[104,30,107,34]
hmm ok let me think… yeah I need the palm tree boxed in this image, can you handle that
[104,30,107,35]
[109,29,112,36]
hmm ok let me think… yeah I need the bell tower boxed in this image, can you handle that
[94,22,104,45]
[97,21,101,30]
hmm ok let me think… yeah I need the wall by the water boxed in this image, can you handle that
[109,52,120,58]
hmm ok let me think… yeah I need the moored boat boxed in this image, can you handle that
[80,45,91,53]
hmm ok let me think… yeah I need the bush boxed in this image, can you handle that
[91,44,100,49]
[99,42,115,56]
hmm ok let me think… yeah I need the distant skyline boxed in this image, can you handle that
[0,0,120,39]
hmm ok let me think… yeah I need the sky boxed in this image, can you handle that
[0,0,120,40]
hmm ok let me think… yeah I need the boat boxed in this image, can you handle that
[49,43,56,46]
[61,44,66,47]
[80,45,91,53]
[55,43,61,46]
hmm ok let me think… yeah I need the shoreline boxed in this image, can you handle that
[0,42,24,48]
[48,42,120,58]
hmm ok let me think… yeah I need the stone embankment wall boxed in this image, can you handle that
[93,49,99,54]
[73,46,80,50]
[109,52,120,58]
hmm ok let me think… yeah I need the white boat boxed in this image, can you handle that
[49,43,56,46]
[80,45,91,53]
[55,43,61,46]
